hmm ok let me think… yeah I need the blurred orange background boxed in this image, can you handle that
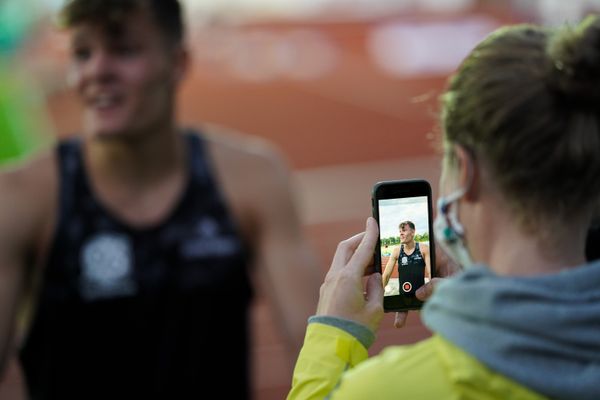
[2,0,597,398]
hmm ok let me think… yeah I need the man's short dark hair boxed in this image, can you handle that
[399,221,415,231]
[60,0,184,45]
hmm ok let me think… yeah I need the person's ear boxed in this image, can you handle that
[170,45,190,84]
[453,144,479,202]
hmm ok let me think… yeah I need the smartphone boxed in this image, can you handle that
[372,179,436,312]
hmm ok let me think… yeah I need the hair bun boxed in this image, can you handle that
[546,15,600,106]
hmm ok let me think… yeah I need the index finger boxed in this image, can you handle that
[329,231,366,274]
[415,277,443,301]
[347,217,379,274]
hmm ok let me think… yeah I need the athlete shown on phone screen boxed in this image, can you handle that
[382,221,431,295]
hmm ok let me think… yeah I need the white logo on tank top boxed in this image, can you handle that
[80,233,137,301]
[198,218,219,237]
[181,217,239,259]
[401,256,408,265]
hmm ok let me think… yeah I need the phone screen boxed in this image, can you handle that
[373,180,435,311]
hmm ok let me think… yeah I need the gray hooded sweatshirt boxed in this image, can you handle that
[422,260,600,400]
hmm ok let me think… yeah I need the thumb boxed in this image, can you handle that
[415,277,442,301]
[394,312,408,329]
[365,273,384,307]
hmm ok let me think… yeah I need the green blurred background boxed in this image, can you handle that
[0,0,52,164]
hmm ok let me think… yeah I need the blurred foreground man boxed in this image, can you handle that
[0,1,320,398]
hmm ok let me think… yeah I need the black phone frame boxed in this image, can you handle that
[372,179,436,312]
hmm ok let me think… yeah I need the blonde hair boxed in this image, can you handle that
[441,16,600,230]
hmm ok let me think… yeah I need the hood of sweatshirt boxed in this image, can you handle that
[422,260,600,400]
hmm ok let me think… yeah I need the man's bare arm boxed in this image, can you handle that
[0,153,56,381]
[382,248,398,288]
[204,127,322,361]
[249,152,322,354]
[422,244,431,281]
[0,171,38,377]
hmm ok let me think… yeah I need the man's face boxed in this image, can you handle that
[68,9,184,140]
[399,225,414,244]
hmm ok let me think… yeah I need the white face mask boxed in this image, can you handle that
[433,188,474,270]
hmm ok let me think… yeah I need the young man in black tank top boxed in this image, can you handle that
[382,221,431,295]
[0,1,321,398]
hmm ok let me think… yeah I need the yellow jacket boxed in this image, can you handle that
[288,322,546,400]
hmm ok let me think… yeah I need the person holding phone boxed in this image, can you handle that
[382,221,431,293]
[288,15,600,400]
[0,0,321,398]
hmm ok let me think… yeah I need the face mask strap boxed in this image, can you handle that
[440,145,476,237]
[438,190,466,239]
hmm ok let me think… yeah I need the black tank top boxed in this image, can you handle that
[20,132,253,399]
[397,242,425,296]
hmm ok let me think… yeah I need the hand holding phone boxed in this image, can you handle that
[315,218,384,333]
[372,179,436,312]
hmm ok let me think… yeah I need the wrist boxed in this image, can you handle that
[308,315,376,349]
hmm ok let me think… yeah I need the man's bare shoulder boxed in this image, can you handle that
[197,123,288,173]
[195,124,295,222]
[0,150,57,218]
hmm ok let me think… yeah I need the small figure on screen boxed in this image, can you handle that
[382,221,431,295]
